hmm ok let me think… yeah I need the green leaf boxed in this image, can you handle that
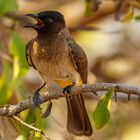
[32,108,44,140]
[17,108,45,140]
[85,0,93,16]
[92,89,113,129]
[135,14,140,21]
[0,32,29,105]
[0,0,17,16]
[9,32,28,69]
[0,61,13,104]
[16,109,36,140]
[34,108,44,129]
[9,31,29,87]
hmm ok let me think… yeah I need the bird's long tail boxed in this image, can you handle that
[66,94,92,136]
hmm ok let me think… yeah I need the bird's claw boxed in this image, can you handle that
[33,91,41,107]
[63,85,73,95]
[63,82,76,95]
[33,83,46,107]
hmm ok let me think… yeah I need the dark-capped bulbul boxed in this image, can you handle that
[24,11,92,136]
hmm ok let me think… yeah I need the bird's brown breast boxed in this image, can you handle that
[30,36,80,83]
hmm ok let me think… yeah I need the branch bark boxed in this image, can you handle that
[0,83,140,116]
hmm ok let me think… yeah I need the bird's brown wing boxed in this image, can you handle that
[25,39,37,69]
[67,39,92,136]
[68,40,88,84]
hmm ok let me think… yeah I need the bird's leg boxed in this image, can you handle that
[33,82,46,106]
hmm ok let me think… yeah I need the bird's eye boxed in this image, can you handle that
[44,18,53,24]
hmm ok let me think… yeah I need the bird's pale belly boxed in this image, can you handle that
[39,59,77,79]
[32,54,81,86]
[37,59,82,88]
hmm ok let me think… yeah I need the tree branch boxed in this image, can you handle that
[0,83,140,116]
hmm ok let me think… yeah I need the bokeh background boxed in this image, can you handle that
[0,0,140,140]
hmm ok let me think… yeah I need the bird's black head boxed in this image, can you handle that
[24,11,66,34]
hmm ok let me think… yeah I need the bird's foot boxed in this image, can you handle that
[33,83,46,107]
[33,91,41,107]
[63,82,76,96]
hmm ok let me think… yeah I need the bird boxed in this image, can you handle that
[24,11,92,136]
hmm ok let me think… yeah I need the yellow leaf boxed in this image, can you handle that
[13,57,20,80]
[120,6,134,23]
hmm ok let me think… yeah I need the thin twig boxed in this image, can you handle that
[12,116,50,140]
[0,50,13,63]
[138,95,140,101]
[0,83,140,116]
[114,92,117,102]
[128,94,131,101]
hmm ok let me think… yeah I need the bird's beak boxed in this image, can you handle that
[24,14,44,29]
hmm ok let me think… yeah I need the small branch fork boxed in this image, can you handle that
[12,116,50,140]
[1,82,140,139]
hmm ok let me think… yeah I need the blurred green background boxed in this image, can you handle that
[0,0,140,140]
